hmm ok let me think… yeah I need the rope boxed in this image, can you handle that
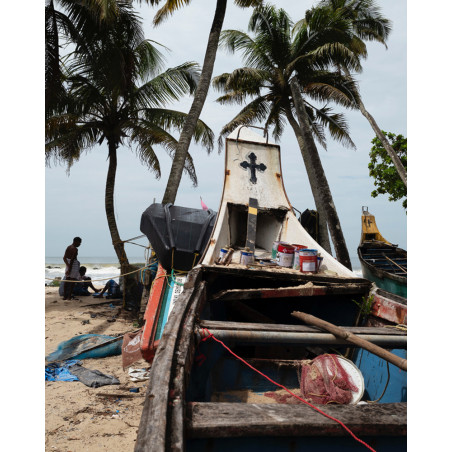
[199,328,376,452]
[45,264,149,283]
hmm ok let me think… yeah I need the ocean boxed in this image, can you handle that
[45,255,362,286]
[45,256,146,286]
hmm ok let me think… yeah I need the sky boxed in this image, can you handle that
[43,0,407,263]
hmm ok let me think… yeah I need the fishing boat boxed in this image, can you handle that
[136,127,407,451]
[358,208,407,298]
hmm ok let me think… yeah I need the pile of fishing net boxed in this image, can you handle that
[298,354,359,405]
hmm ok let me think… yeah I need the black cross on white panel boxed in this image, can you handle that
[240,152,267,184]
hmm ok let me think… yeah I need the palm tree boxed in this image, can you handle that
[314,0,406,186]
[212,4,362,268]
[141,0,263,205]
[46,0,124,116]
[46,2,214,290]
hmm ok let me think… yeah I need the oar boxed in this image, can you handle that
[291,311,407,372]
[383,254,407,273]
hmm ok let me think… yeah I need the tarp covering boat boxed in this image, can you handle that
[140,203,216,272]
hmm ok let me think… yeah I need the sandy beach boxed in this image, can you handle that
[45,287,149,451]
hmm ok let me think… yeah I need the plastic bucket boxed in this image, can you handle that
[277,243,295,267]
[299,249,318,273]
[292,245,308,270]
[272,241,288,259]
[240,251,254,266]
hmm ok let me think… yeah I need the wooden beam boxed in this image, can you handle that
[186,402,407,438]
[195,328,407,348]
[199,320,407,336]
[210,283,366,301]
[292,311,407,371]
[245,197,258,253]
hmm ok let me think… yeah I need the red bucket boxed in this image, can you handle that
[299,249,318,273]
[277,243,295,267]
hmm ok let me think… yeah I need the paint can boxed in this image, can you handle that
[240,251,254,266]
[317,256,324,272]
[292,245,308,270]
[272,241,287,259]
[277,243,295,267]
[219,248,228,261]
[299,249,318,273]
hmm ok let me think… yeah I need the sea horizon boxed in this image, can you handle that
[45,255,362,285]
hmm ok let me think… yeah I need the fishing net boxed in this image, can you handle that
[298,354,358,405]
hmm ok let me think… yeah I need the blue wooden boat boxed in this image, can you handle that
[135,128,407,452]
[358,207,407,298]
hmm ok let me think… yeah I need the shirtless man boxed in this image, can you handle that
[63,237,82,300]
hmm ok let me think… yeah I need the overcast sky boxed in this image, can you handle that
[43,0,407,263]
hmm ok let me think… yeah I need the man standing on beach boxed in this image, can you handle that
[63,237,82,300]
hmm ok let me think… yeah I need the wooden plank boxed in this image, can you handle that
[210,283,367,301]
[169,283,207,451]
[245,197,258,253]
[202,265,370,286]
[196,328,407,348]
[186,402,407,438]
[199,320,407,336]
[135,268,203,452]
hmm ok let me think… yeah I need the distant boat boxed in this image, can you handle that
[358,207,407,298]
[136,128,406,451]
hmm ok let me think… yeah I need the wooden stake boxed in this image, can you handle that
[291,311,407,372]
[383,254,407,273]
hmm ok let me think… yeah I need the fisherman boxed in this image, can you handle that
[62,237,82,300]
[94,279,122,299]
[72,266,100,296]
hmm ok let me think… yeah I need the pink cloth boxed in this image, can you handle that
[200,197,208,211]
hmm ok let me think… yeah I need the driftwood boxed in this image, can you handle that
[291,311,407,371]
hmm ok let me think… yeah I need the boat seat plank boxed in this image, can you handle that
[210,283,367,302]
[186,402,407,438]
[199,320,407,336]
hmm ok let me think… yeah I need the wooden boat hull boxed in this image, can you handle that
[358,208,407,298]
[360,261,407,298]
[135,266,406,452]
[136,130,406,451]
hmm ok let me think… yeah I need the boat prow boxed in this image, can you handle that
[358,207,407,298]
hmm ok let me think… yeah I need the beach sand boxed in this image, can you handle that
[45,287,149,451]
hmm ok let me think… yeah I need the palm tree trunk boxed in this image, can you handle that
[106,140,129,270]
[286,108,332,254]
[162,0,227,205]
[343,68,407,187]
[289,78,352,270]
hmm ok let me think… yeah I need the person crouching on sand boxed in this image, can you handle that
[63,236,82,300]
[72,266,100,296]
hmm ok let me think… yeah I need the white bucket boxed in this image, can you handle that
[240,251,254,266]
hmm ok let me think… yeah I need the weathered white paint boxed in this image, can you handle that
[200,126,355,278]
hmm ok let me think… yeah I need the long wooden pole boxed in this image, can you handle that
[291,311,407,372]
[384,254,407,273]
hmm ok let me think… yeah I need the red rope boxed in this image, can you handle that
[200,328,376,452]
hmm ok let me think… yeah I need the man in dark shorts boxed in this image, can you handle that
[73,266,100,296]
[63,237,82,300]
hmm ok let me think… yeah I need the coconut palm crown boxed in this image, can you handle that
[46,2,214,274]
[213,3,361,148]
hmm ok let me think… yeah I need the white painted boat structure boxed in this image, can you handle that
[200,126,355,278]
